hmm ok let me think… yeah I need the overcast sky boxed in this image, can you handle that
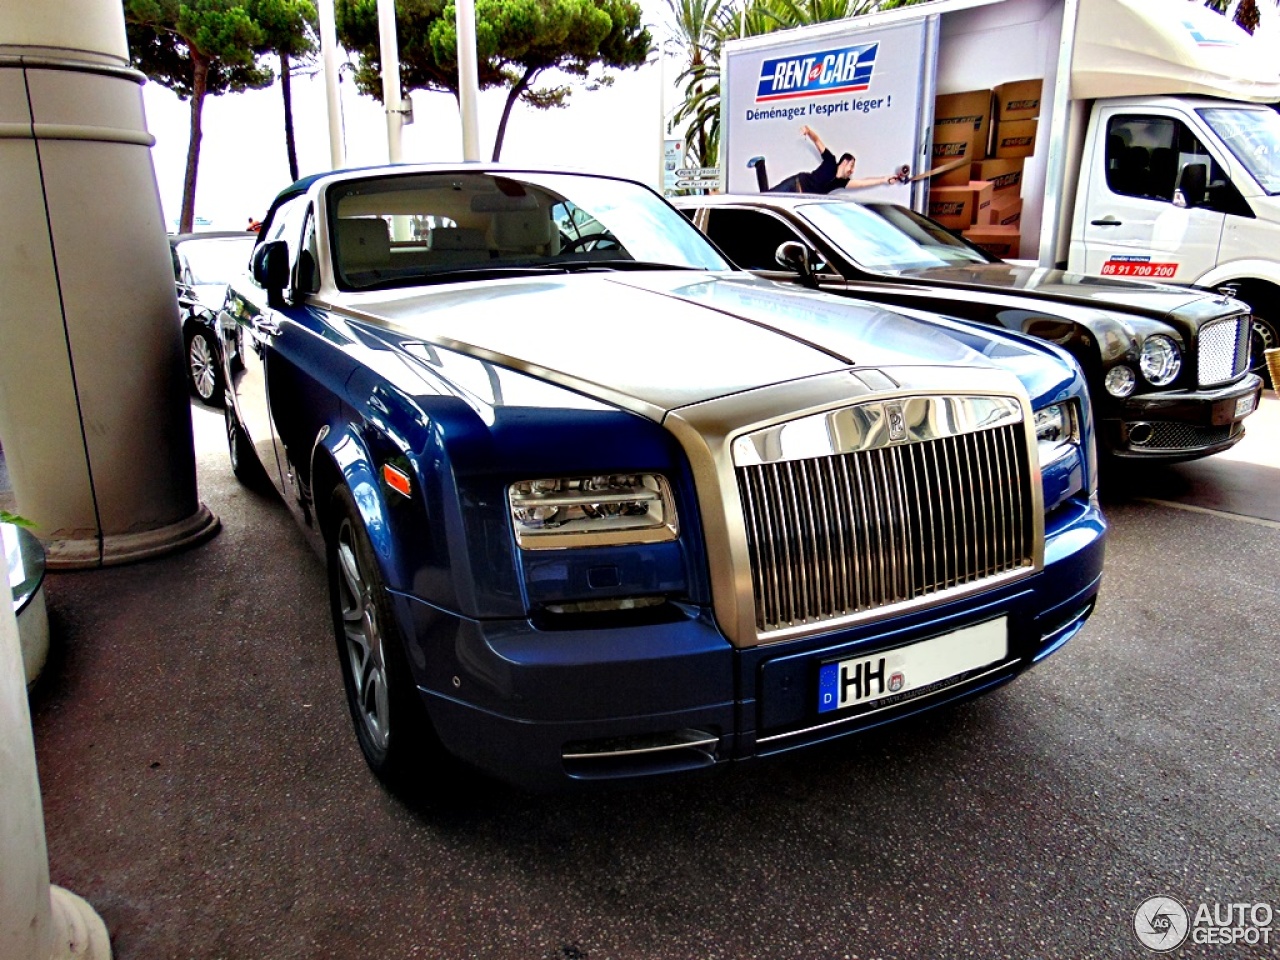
[143,8,681,230]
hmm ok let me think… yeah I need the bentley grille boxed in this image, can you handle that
[1198,317,1251,386]
[737,419,1034,635]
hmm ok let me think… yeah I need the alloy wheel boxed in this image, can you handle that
[335,518,391,752]
[189,333,217,401]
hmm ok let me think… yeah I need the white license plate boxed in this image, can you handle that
[1235,392,1258,419]
[817,617,1008,714]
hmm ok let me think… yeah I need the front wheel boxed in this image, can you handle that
[223,400,269,490]
[327,485,441,791]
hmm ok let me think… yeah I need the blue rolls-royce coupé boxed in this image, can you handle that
[218,165,1106,793]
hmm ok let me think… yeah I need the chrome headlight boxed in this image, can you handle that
[1140,335,1182,386]
[1104,364,1136,398]
[508,474,678,550]
[1035,402,1080,468]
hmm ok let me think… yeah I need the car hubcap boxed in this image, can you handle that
[336,520,391,752]
[189,334,217,400]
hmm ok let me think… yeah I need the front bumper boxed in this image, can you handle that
[396,498,1107,792]
[1100,374,1262,462]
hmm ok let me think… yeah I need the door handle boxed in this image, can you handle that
[1090,217,1123,227]
[252,315,281,336]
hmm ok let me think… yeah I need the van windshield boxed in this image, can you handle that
[1199,106,1280,196]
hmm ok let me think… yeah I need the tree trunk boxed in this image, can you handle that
[281,52,299,182]
[491,68,534,161]
[180,51,209,233]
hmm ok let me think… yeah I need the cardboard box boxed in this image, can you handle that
[970,157,1025,195]
[994,119,1038,159]
[935,90,992,145]
[929,181,994,231]
[963,224,1021,259]
[930,138,983,185]
[995,79,1043,121]
[989,192,1022,227]
[932,89,992,182]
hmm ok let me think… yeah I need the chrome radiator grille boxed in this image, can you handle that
[1198,317,1250,386]
[737,421,1034,635]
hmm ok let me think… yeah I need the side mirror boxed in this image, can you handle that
[251,240,290,307]
[1173,162,1208,209]
[775,240,818,288]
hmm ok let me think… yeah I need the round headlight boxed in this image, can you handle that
[1140,335,1182,386]
[1104,364,1136,398]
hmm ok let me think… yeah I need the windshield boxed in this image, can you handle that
[175,235,256,286]
[327,170,732,291]
[1198,106,1280,196]
[796,201,992,272]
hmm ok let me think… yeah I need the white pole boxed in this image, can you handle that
[456,0,482,161]
[0,565,110,959]
[376,0,403,163]
[317,0,345,169]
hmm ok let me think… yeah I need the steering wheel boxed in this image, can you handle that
[562,233,621,253]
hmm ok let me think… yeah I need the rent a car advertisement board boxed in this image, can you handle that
[721,19,927,200]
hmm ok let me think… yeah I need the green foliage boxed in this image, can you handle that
[124,0,275,230]
[250,0,319,58]
[124,0,273,99]
[0,510,34,529]
[336,0,650,157]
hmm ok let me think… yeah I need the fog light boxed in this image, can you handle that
[1104,365,1136,398]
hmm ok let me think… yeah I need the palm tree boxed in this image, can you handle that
[664,0,727,168]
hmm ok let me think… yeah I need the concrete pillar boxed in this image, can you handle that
[0,0,219,569]
[1,592,111,958]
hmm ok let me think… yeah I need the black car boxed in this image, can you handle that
[676,194,1264,464]
[170,232,257,406]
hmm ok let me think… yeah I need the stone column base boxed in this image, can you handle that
[43,503,220,570]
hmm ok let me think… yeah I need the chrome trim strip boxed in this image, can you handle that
[756,660,1015,746]
[562,735,719,760]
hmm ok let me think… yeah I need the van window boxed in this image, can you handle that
[1104,114,1247,215]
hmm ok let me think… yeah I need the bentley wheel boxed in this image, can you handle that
[327,485,434,789]
[186,328,224,407]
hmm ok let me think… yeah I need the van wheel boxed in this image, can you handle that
[1250,313,1276,387]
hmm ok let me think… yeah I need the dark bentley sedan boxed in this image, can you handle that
[170,231,257,406]
[218,165,1105,793]
[675,194,1264,464]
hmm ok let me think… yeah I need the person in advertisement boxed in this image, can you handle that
[750,125,903,194]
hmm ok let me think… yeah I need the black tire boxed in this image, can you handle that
[327,485,440,792]
[1250,312,1276,388]
[185,326,224,407]
[223,400,270,490]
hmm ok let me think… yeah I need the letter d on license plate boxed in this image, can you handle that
[817,617,1008,713]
